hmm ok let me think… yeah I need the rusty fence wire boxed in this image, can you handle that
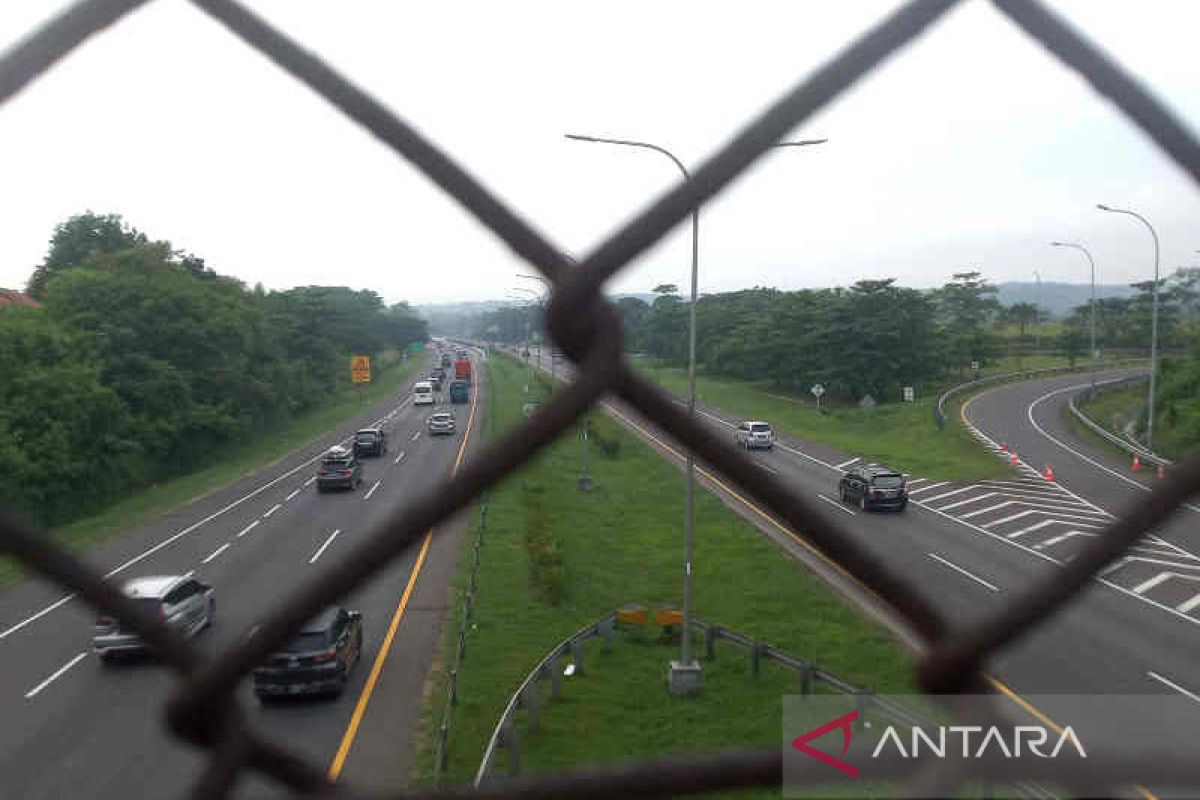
[3,0,1200,797]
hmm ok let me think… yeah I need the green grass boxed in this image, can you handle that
[633,363,1009,481]
[0,350,427,587]
[414,351,917,793]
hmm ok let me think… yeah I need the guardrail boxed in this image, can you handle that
[472,610,1049,797]
[1068,377,1171,468]
[933,359,1145,430]
[473,613,617,785]
[431,498,490,785]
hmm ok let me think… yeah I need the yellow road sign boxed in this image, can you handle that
[351,355,371,383]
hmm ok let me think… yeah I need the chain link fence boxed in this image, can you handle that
[3,0,1200,797]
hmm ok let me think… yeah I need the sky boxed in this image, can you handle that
[1,1,1198,306]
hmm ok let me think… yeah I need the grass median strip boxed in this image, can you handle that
[0,351,426,588]
[414,351,916,789]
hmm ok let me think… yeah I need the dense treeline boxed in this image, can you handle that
[471,267,1200,405]
[1,213,427,526]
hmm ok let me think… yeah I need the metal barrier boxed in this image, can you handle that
[933,359,1143,430]
[431,500,489,786]
[1068,377,1172,468]
[3,1,1200,797]
[474,614,617,785]
[474,613,1051,796]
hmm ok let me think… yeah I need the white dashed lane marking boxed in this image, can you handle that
[202,543,231,564]
[309,530,341,564]
[25,652,88,699]
[364,481,381,500]
[262,503,282,519]
[927,553,1000,593]
[236,520,260,538]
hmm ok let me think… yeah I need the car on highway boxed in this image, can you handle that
[735,420,775,450]
[429,373,444,392]
[440,354,451,368]
[413,380,435,405]
[94,574,214,662]
[427,411,456,436]
[316,446,363,492]
[353,428,387,457]
[251,606,363,699]
[838,464,908,512]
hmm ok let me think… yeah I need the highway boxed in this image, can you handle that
[0,349,482,798]
[508,346,1200,794]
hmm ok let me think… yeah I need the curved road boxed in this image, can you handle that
[0,349,484,798]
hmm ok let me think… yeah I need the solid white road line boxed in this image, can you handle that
[202,543,231,564]
[816,494,856,515]
[394,450,406,464]
[927,553,1000,592]
[756,462,780,475]
[236,520,260,538]
[262,503,282,519]
[285,488,301,501]
[958,500,1109,521]
[936,492,1000,512]
[919,485,978,504]
[1002,518,1102,536]
[1027,384,1200,514]
[906,478,929,486]
[906,482,949,496]
[834,457,859,469]
[1133,572,1174,595]
[1146,671,1200,704]
[309,529,341,564]
[364,480,381,500]
[25,652,88,699]
[1033,531,1095,550]
[1177,594,1200,615]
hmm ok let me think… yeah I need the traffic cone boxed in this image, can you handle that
[1001,442,1009,452]
[1157,464,1166,480]
[1009,452,1019,465]
[1132,455,1141,472]
[1044,465,1054,482]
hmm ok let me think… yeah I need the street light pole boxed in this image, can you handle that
[1033,270,1042,353]
[1097,204,1161,449]
[565,132,825,693]
[1050,241,1098,387]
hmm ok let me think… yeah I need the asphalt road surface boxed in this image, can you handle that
[507,346,1200,796]
[0,349,484,798]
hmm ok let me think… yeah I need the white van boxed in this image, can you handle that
[413,381,435,405]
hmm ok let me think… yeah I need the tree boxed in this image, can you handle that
[934,271,1002,371]
[1004,302,1040,338]
[26,212,148,299]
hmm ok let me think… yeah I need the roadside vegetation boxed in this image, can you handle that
[415,352,916,790]
[0,212,428,531]
[1078,353,1200,461]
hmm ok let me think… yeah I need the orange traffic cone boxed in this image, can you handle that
[1157,464,1166,480]
[1132,455,1141,472]
[1009,452,1019,465]
[1044,465,1054,482]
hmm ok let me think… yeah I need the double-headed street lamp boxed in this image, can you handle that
[1096,204,1161,449]
[1049,241,1098,387]
[564,132,826,693]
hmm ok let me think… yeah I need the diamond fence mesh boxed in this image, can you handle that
[2,0,1200,797]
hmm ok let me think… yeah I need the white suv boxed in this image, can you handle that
[413,380,435,405]
[736,420,774,450]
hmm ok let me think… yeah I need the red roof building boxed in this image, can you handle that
[0,289,41,309]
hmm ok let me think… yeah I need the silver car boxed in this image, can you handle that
[427,412,457,436]
[93,575,214,662]
[736,420,775,450]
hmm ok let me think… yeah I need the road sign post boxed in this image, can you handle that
[810,383,825,410]
[902,386,915,403]
[351,355,371,384]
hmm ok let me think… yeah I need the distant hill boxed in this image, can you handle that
[995,281,1137,318]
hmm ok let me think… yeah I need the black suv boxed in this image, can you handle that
[838,465,908,512]
[353,428,387,457]
[252,606,364,699]
[316,446,363,492]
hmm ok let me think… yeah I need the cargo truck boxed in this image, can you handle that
[454,357,471,383]
[449,379,470,404]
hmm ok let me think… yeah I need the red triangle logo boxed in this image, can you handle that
[791,708,859,778]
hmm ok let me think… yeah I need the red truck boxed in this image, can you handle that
[454,357,472,383]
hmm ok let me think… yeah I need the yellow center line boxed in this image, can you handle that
[327,355,481,781]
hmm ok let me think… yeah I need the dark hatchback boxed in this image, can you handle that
[353,428,387,457]
[252,607,364,699]
[838,465,908,511]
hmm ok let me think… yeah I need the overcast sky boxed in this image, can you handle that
[2,1,1198,306]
